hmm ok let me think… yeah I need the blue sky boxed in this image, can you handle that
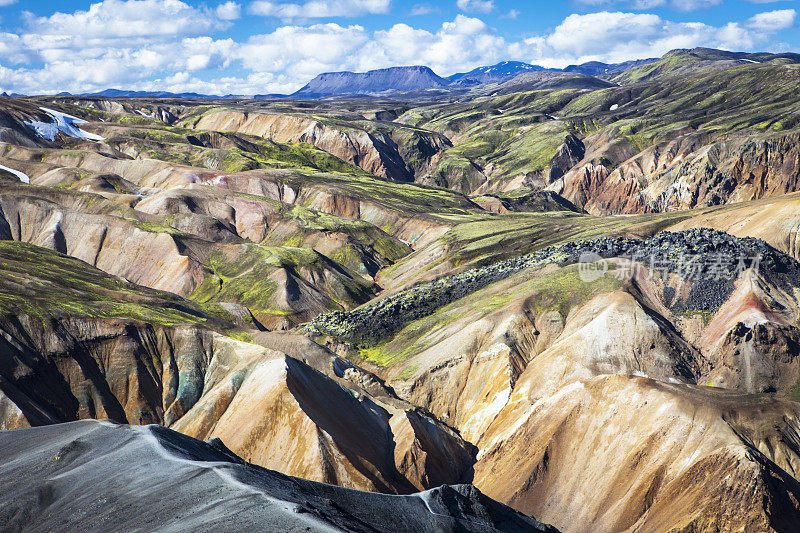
[0,0,796,95]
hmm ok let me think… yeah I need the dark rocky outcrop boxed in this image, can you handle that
[308,229,799,346]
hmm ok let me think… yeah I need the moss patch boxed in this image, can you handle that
[0,241,229,329]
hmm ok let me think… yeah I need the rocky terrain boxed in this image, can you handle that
[3,46,800,532]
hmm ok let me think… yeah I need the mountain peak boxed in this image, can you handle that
[449,61,545,85]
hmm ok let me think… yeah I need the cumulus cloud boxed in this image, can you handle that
[24,0,233,39]
[248,0,391,18]
[0,0,17,6]
[216,1,242,20]
[239,23,369,80]
[746,9,796,30]
[0,0,241,94]
[367,16,507,72]
[0,32,38,65]
[539,10,794,63]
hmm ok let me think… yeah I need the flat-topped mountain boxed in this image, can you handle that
[292,65,452,98]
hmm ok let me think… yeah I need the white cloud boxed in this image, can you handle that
[539,10,793,63]
[0,33,239,94]
[186,54,211,71]
[456,0,494,14]
[239,23,369,80]
[248,0,391,18]
[216,1,242,20]
[0,32,39,64]
[546,12,665,57]
[746,9,796,30]
[0,0,17,6]
[366,15,507,72]
[24,0,232,39]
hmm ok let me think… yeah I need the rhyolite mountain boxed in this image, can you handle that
[43,58,660,101]
[3,46,800,533]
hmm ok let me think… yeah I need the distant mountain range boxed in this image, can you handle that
[54,89,247,99]
[288,58,660,98]
[13,49,800,101]
[11,55,697,100]
[43,59,661,101]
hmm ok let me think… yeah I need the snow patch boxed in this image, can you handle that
[25,107,104,142]
[609,104,619,111]
[0,163,29,184]
[137,186,162,196]
[740,59,759,64]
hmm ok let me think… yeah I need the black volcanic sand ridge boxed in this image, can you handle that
[0,420,556,533]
